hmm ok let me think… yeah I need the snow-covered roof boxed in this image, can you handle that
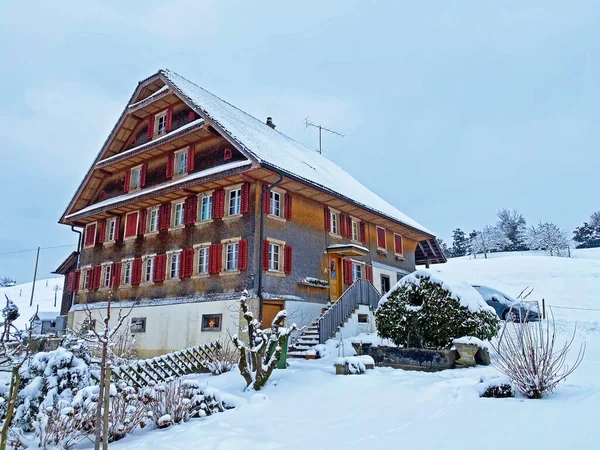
[31,311,59,321]
[160,70,433,236]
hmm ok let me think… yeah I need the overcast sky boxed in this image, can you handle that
[1,0,598,283]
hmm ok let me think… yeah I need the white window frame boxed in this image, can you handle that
[330,211,339,235]
[172,201,185,228]
[268,242,282,272]
[130,165,142,190]
[199,193,213,222]
[394,233,404,256]
[143,256,155,283]
[122,260,133,286]
[351,262,363,282]
[376,226,387,250]
[155,111,168,136]
[269,191,281,217]
[168,251,181,280]
[174,149,188,176]
[225,242,239,271]
[196,246,209,274]
[228,188,242,216]
[351,219,360,242]
[101,264,112,289]
[106,218,117,242]
[82,266,91,290]
[148,207,159,233]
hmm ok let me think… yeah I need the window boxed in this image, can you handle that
[107,218,117,241]
[376,226,387,249]
[102,265,112,288]
[352,262,363,282]
[123,261,133,285]
[173,202,185,227]
[270,191,281,217]
[156,113,167,135]
[175,150,188,175]
[330,212,339,235]
[169,253,181,279]
[394,233,404,255]
[148,207,159,232]
[131,317,146,333]
[144,257,154,283]
[131,167,142,190]
[201,314,222,331]
[83,269,91,290]
[225,242,239,271]
[228,188,241,216]
[197,247,209,274]
[351,220,360,241]
[357,313,369,324]
[200,194,212,221]
[269,242,281,271]
[381,274,391,294]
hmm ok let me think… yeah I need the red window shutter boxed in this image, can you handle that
[360,222,366,243]
[184,196,197,225]
[166,107,173,132]
[188,111,196,121]
[85,224,96,247]
[343,259,353,285]
[209,244,222,274]
[377,227,386,249]
[132,258,142,285]
[111,262,122,288]
[179,251,187,279]
[284,194,292,220]
[159,203,171,231]
[262,240,270,271]
[97,220,106,244]
[263,188,270,214]
[186,249,195,277]
[365,264,373,283]
[212,189,225,219]
[238,239,248,270]
[147,115,155,139]
[187,145,195,172]
[66,272,75,293]
[347,216,352,238]
[166,153,174,178]
[92,266,101,290]
[153,254,166,282]
[140,163,147,187]
[324,207,331,232]
[73,269,80,292]
[395,234,403,254]
[123,172,130,193]
[284,245,293,275]
[138,209,147,236]
[114,217,121,240]
[240,182,249,214]
[340,214,347,238]
[125,212,138,238]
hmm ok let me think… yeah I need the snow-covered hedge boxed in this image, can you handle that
[376,270,500,349]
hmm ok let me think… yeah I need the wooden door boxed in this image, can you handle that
[329,256,343,301]
[262,301,284,328]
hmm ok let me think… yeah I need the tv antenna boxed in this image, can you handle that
[304,117,344,154]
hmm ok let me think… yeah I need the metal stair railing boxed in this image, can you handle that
[317,279,381,344]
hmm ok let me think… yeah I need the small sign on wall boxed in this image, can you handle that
[130,317,146,333]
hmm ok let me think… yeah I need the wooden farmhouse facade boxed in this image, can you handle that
[57,70,445,357]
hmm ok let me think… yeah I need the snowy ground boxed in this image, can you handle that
[101,251,600,449]
[0,278,63,329]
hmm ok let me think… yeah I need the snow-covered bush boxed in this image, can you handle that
[204,344,237,375]
[14,347,91,431]
[179,380,237,418]
[107,385,153,441]
[146,379,192,428]
[477,375,514,398]
[33,399,94,450]
[376,271,499,349]
[492,316,585,399]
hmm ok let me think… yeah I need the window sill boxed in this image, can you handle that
[140,281,154,286]
[220,270,240,276]
[267,270,285,277]
[351,239,364,246]
[171,172,188,180]
[201,328,222,332]
[120,285,132,290]
[191,273,210,279]
[104,240,116,246]
[267,214,286,222]
[168,226,185,232]
[394,254,405,261]
[123,235,137,241]
[98,287,111,292]
[223,214,242,221]
[329,232,341,238]
[164,278,181,284]
[377,249,388,255]
[145,231,160,237]
[196,219,214,226]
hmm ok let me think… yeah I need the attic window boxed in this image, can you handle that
[156,112,168,135]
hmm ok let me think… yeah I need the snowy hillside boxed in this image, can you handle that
[105,250,600,450]
[0,278,63,329]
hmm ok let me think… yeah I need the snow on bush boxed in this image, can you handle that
[476,375,514,398]
[376,270,499,349]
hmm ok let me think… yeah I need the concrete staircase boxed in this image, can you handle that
[288,303,332,358]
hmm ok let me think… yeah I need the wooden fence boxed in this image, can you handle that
[95,341,222,389]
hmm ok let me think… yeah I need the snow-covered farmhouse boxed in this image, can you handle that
[56,70,445,357]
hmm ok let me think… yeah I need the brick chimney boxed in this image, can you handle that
[266,117,276,129]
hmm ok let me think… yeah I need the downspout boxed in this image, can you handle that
[257,171,284,322]
[71,226,83,309]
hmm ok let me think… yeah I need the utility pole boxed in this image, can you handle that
[29,247,40,307]
[304,117,344,154]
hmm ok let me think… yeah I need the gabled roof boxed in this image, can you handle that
[61,69,434,238]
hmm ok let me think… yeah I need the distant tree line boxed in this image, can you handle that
[437,208,600,259]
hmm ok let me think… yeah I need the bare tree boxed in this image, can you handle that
[492,315,585,399]
[232,290,297,391]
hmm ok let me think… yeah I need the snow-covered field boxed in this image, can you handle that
[101,250,600,450]
[0,278,63,329]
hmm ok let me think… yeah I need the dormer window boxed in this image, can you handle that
[156,112,168,135]
[175,150,188,176]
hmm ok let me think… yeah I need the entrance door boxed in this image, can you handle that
[329,256,343,301]
[262,301,284,328]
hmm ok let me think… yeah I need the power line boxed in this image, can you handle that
[0,244,76,257]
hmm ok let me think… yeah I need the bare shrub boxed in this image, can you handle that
[108,385,154,442]
[34,400,95,450]
[205,343,237,375]
[110,328,138,362]
[492,315,585,399]
[147,380,192,428]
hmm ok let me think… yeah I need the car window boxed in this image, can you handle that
[473,286,517,305]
